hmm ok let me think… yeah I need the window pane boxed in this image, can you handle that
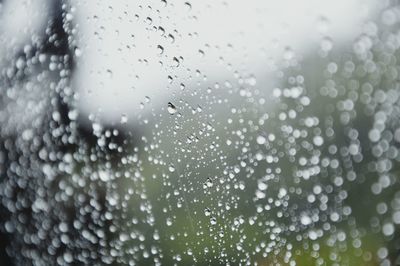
[0,0,399,265]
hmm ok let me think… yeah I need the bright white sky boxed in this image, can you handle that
[0,0,378,125]
[71,0,375,124]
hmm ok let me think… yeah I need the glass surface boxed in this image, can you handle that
[0,0,399,265]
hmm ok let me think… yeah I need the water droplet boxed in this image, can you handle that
[300,215,312,226]
[184,2,192,10]
[205,177,213,188]
[172,57,180,67]
[256,135,266,145]
[74,47,82,57]
[198,49,205,57]
[120,114,128,124]
[369,128,381,142]
[106,69,113,78]
[255,190,265,199]
[157,45,164,54]
[158,26,165,36]
[313,135,324,146]
[210,217,217,225]
[167,102,177,114]
[168,34,175,43]
[145,17,153,25]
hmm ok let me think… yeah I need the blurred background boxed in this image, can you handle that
[0,0,400,265]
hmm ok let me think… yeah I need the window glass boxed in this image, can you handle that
[0,0,399,265]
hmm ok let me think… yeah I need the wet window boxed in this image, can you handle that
[0,0,400,265]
